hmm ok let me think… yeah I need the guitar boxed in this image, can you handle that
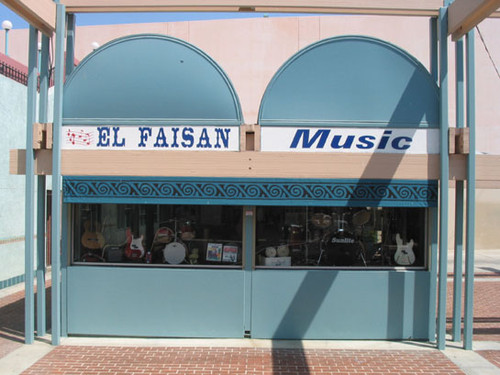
[125,228,145,260]
[81,220,105,250]
[394,233,416,266]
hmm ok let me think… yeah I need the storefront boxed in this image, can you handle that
[58,33,440,340]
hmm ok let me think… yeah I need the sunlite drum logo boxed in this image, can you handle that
[62,125,239,151]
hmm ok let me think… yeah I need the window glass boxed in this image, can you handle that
[255,206,427,268]
[73,204,243,267]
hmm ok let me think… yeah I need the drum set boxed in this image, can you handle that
[319,210,370,267]
[150,218,196,265]
[260,209,371,267]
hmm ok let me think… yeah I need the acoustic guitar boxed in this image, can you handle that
[81,220,105,250]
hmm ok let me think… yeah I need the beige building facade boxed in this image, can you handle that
[3,14,500,251]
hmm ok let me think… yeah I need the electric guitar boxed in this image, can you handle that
[125,228,145,260]
[394,233,416,266]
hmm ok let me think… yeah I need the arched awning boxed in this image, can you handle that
[258,35,438,128]
[63,34,242,126]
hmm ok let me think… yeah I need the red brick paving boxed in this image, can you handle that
[446,279,500,341]
[0,289,26,358]
[477,350,500,368]
[0,283,51,358]
[21,346,466,375]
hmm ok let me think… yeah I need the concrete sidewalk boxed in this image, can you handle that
[0,250,499,374]
[447,249,500,276]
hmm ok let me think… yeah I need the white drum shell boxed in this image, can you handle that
[163,242,187,264]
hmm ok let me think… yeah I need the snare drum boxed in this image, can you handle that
[163,241,187,264]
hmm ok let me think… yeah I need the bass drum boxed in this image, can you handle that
[163,241,187,264]
[323,230,362,266]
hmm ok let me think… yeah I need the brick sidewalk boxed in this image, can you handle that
[446,279,500,341]
[21,346,466,375]
[0,289,27,358]
[477,350,500,368]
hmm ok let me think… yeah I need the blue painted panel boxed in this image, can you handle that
[251,269,430,340]
[63,34,242,125]
[63,177,437,208]
[66,266,245,337]
[259,36,439,128]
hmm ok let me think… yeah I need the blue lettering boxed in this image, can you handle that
[331,135,354,149]
[196,128,212,148]
[290,129,330,149]
[138,127,152,147]
[392,136,412,150]
[171,128,180,148]
[356,135,376,149]
[97,126,110,147]
[214,128,231,149]
[112,127,125,147]
[377,130,392,150]
[153,127,169,148]
[181,127,194,148]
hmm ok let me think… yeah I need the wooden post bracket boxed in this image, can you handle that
[32,122,53,150]
[449,128,470,155]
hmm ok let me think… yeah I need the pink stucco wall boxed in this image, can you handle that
[1,15,499,153]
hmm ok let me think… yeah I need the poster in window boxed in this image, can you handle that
[206,243,223,262]
[222,245,238,263]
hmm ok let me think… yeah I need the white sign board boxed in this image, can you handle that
[261,127,439,154]
[62,125,239,151]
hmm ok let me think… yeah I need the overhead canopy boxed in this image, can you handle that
[63,34,242,125]
[1,0,499,38]
[258,35,439,128]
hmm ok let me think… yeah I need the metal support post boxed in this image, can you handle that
[437,6,449,351]
[427,18,439,342]
[463,29,476,351]
[51,3,66,346]
[36,34,50,338]
[25,25,38,345]
[452,38,465,343]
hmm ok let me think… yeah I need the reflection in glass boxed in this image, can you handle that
[255,206,427,268]
[73,204,243,267]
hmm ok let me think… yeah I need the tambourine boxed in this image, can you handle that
[163,241,187,264]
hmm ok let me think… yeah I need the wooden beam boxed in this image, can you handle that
[0,0,55,36]
[11,149,500,187]
[449,0,500,41]
[60,0,443,16]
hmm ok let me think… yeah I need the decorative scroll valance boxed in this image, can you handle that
[63,177,437,207]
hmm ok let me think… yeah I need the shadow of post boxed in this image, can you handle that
[269,66,438,370]
[271,271,338,374]
[0,285,51,348]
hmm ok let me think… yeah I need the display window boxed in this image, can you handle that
[256,206,428,268]
[72,204,243,267]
